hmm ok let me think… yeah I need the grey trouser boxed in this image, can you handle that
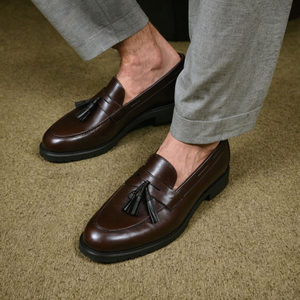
[32,0,292,144]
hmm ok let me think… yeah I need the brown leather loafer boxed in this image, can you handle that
[79,140,230,263]
[40,53,184,162]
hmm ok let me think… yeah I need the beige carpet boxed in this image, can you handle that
[1,1,299,299]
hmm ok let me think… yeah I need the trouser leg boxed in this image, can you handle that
[170,0,293,144]
[31,0,149,60]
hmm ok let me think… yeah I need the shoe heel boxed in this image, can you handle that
[205,167,229,201]
[152,104,174,126]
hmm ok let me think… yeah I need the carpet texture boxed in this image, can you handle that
[1,1,299,299]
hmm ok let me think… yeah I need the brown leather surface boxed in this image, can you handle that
[83,140,230,252]
[42,54,185,152]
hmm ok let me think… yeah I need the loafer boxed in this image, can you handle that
[79,140,230,263]
[40,53,185,162]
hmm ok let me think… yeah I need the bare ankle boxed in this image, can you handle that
[114,23,163,66]
[157,133,219,190]
[117,47,164,78]
[113,23,180,104]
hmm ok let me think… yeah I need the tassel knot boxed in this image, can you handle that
[75,97,102,122]
[75,99,91,108]
[122,181,159,223]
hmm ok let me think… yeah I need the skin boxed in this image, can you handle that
[114,22,219,190]
[114,22,180,104]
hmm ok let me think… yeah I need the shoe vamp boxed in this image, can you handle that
[51,106,112,137]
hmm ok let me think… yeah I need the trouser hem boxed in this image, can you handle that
[76,5,149,60]
[170,105,262,144]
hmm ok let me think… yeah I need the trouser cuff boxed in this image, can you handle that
[77,5,149,60]
[170,105,262,144]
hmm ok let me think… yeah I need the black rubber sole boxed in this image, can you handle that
[79,166,230,263]
[40,103,174,163]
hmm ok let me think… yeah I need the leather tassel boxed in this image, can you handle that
[122,180,159,223]
[145,186,159,223]
[122,182,147,216]
[121,190,138,213]
[74,99,90,108]
[129,182,147,215]
[75,98,99,122]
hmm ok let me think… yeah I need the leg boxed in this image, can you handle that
[171,0,293,144]
[158,0,293,189]
[34,0,183,162]
[79,0,293,262]
[32,0,180,103]
[31,0,149,60]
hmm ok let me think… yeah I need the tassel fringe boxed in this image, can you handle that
[122,181,159,223]
[145,186,159,223]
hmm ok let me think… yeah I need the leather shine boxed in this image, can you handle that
[42,54,185,153]
[82,140,230,253]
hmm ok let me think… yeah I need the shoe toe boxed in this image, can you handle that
[42,127,64,152]
[82,205,152,253]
